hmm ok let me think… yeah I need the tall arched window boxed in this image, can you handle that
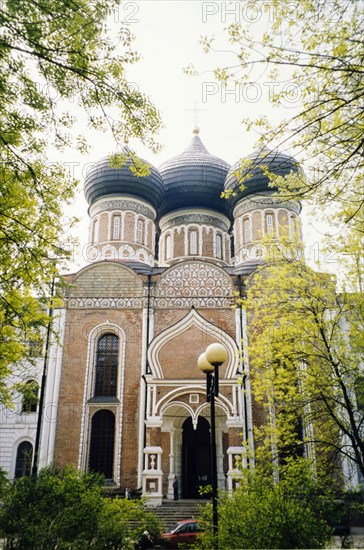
[136,219,144,244]
[94,334,118,397]
[165,234,171,260]
[215,234,223,259]
[89,410,115,479]
[112,216,120,240]
[189,231,197,255]
[15,441,33,479]
[22,380,39,413]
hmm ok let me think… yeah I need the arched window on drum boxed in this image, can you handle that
[189,231,197,255]
[136,219,144,244]
[243,218,251,244]
[215,233,223,259]
[265,213,274,235]
[112,215,121,240]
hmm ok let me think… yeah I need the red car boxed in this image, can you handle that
[160,519,204,548]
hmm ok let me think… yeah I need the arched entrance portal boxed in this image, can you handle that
[182,416,211,498]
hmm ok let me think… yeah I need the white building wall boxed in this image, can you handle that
[0,308,66,479]
[0,370,40,479]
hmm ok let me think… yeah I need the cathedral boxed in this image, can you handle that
[0,129,305,504]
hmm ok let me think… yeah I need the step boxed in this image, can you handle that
[150,499,206,531]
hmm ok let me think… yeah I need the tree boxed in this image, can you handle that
[198,0,364,230]
[0,465,161,549]
[0,0,161,404]
[241,233,364,481]
[198,461,335,549]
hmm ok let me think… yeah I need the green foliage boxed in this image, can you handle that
[199,0,364,229]
[0,466,10,499]
[198,461,334,549]
[243,233,364,479]
[0,466,161,549]
[0,0,161,404]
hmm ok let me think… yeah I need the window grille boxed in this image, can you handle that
[189,231,197,255]
[94,334,118,397]
[112,216,120,240]
[136,219,144,244]
[15,442,33,479]
[89,410,115,479]
[266,214,274,234]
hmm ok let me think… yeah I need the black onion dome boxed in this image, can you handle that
[224,148,300,208]
[158,130,231,218]
[84,151,164,210]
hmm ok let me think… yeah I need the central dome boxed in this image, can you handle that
[158,131,231,218]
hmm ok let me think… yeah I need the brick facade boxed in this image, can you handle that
[7,133,337,499]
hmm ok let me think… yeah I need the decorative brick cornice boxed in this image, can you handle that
[66,297,148,309]
[65,296,234,309]
[161,214,229,232]
[154,296,234,308]
[234,194,301,217]
[90,199,155,219]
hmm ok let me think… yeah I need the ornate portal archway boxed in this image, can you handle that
[141,308,248,505]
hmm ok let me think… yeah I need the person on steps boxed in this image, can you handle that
[136,531,154,549]
[173,475,179,501]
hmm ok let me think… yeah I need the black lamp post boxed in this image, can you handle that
[198,343,228,547]
[32,277,55,477]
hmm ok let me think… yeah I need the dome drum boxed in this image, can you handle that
[82,134,301,273]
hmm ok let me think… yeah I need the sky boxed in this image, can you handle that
[58,0,334,272]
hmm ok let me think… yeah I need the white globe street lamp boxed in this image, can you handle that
[198,342,228,547]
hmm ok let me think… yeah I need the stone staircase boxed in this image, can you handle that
[151,499,207,531]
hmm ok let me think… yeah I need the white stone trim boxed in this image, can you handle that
[121,211,126,240]
[78,322,126,486]
[137,306,151,488]
[142,446,163,506]
[156,386,234,423]
[147,308,239,379]
[227,446,245,492]
[241,307,255,464]
[39,308,67,469]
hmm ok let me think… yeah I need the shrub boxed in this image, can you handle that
[198,461,335,549]
[0,465,161,549]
